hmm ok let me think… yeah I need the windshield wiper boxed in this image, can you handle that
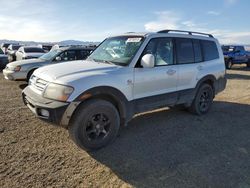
[101,60,116,65]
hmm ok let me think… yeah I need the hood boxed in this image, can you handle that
[8,58,45,67]
[25,52,45,57]
[35,60,118,81]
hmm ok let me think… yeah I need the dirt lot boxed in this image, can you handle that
[0,66,250,188]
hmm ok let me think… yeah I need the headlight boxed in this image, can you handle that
[14,66,21,72]
[43,83,74,102]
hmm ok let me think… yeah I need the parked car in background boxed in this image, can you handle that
[3,46,95,81]
[42,44,54,52]
[0,48,9,69]
[22,30,226,150]
[6,44,22,62]
[16,46,46,61]
[1,43,18,54]
[222,45,250,69]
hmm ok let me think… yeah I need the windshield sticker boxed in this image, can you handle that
[126,38,141,43]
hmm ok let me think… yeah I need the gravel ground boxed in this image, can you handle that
[0,66,250,188]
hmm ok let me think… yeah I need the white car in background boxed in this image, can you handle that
[16,46,45,61]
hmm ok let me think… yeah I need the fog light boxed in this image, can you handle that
[40,109,49,117]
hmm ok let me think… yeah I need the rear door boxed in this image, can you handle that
[176,38,201,91]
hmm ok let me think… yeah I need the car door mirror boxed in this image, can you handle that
[55,56,61,61]
[141,54,155,68]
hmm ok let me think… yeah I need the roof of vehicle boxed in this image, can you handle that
[111,30,216,41]
[23,46,43,49]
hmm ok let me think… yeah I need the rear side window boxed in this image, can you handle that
[201,40,219,61]
[193,40,202,62]
[24,47,45,53]
[176,38,194,64]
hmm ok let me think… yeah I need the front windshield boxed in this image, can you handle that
[88,36,144,66]
[39,49,61,61]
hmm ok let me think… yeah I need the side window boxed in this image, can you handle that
[176,38,194,64]
[78,50,90,60]
[142,38,174,66]
[201,40,219,61]
[60,50,76,61]
[193,39,202,63]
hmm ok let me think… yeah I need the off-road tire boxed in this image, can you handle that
[69,99,120,151]
[189,84,214,115]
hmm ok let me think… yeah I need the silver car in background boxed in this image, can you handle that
[16,46,46,61]
[3,46,95,81]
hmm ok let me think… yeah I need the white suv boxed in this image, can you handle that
[22,30,226,150]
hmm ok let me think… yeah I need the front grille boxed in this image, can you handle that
[30,75,48,92]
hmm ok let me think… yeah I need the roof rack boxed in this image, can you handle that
[157,30,214,38]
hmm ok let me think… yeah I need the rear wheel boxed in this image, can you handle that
[226,59,233,69]
[189,84,214,115]
[69,99,120,151]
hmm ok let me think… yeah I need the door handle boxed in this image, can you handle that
[197,65,203,71]
[166,69,176,75]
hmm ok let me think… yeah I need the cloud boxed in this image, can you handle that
[144,11,180,31]
[207,11,221,16]
[225,0,238,4]
[144,10,250,44]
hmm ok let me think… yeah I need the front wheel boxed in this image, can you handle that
[26,69,36,82]
[189,84,214,115]
[69,99,120,151]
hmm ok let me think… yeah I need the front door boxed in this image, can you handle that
[133,37,178,109]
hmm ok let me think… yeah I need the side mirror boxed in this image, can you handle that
[55,56,61,61]
[141,54,155,68]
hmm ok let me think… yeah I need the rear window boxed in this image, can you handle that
[201,40,219,61]
[24,47,45,53]
[176,38,194,64]
[12,45,21,50]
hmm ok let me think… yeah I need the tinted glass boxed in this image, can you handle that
[201,40,219,61]
[193,40,202,62]
[78,50,91,60]
[0,48,3,54]
[59,50,77,61]
[235,46,244,51]
[176,38,194,64]
[24,47,45,53]
[12,45,21,50]
[142,38,174,66]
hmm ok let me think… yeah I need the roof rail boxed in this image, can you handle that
[157,30,214,38]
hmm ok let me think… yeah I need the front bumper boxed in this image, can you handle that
[22,86,69,125]
[3,69,27,81]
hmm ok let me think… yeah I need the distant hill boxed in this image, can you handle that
[0,39,99,46]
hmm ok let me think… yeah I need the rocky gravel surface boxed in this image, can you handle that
[0,66,250,188]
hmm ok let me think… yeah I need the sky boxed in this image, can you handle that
[0,0,249,44]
